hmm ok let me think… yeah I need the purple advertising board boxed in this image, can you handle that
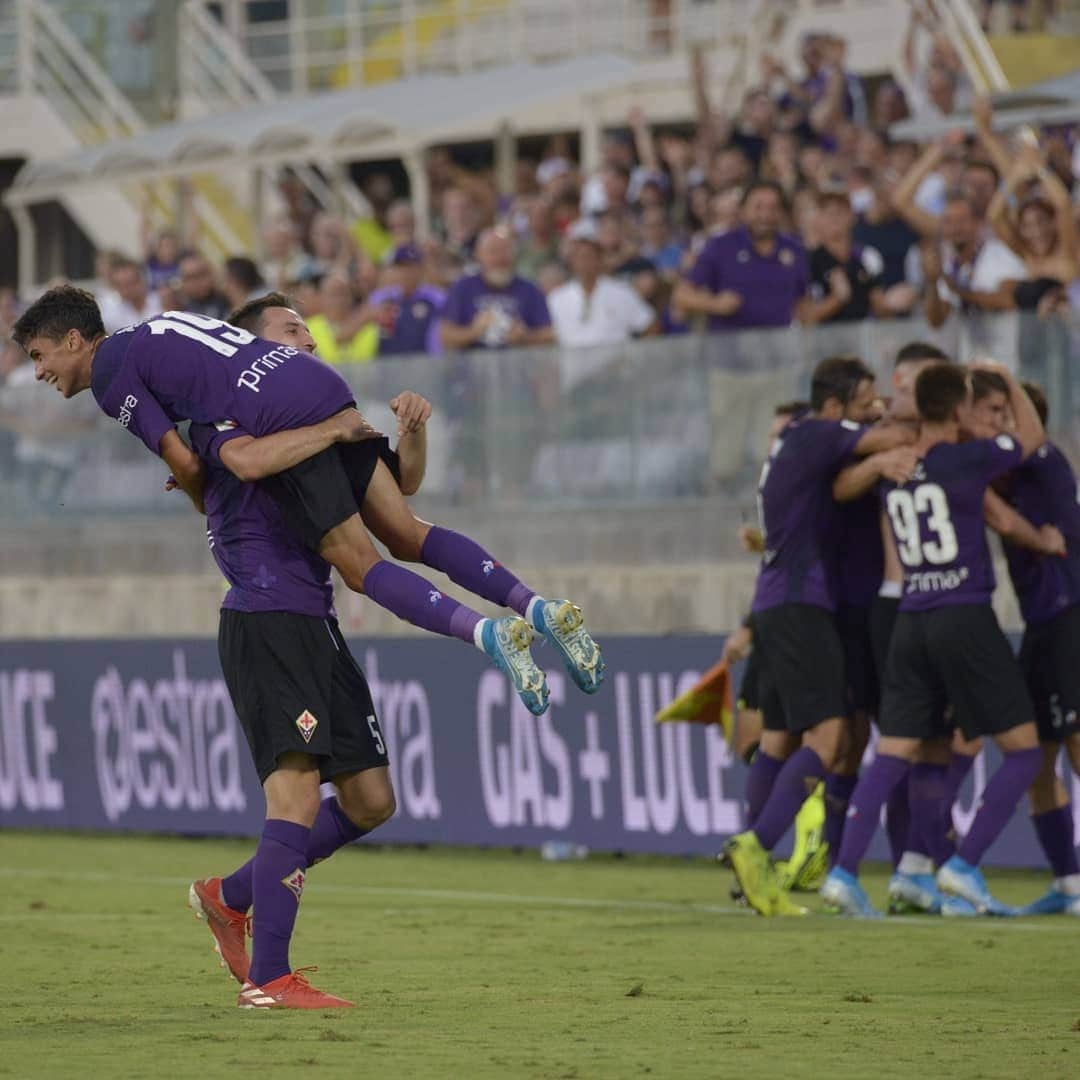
[0,636,1059,868]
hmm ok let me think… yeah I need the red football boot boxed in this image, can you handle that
[237,968,355,1010]
[188,877,251,983]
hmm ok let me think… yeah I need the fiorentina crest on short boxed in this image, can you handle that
[295,709,318,743]
[281,867,306,900]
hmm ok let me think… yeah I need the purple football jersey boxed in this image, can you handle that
[190,422,334,618]
[90,312,355,455]
[880,435,1024,613]
[751,415,865,614]
[441,273,551,348]
[1003,441,1080,625]
[834,489,885,610]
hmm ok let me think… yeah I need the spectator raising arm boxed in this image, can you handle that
[891,135,958,238]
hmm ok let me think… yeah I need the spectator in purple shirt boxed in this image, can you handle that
[366,244,445,357]
[439,229,554,351]
[674,181,810,330]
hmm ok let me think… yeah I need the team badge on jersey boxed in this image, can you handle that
[295,709,318,743]
[429,589,443,604]
[281,867,306,900]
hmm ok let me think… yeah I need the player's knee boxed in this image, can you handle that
[339,786,396,831]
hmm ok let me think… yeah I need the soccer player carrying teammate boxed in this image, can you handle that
[822,361,1045,917]
[13,287,603,717]
[1001,382,1080,916]
[722,355,917,916]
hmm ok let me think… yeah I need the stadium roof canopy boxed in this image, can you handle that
[889,67,1080,141]
[6,55,637,205]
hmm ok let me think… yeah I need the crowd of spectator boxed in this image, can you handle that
[3,5,1080,386]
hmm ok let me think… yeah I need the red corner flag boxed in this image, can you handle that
[654,658,734,743]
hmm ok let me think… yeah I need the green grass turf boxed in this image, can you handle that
[4,832,1080,1080]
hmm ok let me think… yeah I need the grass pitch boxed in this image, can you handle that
[4,832,1079,1080]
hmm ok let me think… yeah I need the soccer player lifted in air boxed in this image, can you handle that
[721,354,917,916]
[822,361,1045,917]
[1001,382,1080,916]
[12,286,603,718]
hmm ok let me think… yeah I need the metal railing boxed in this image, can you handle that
[1,310,1076,530]
[197,0,755,96]
[178,0,370,226]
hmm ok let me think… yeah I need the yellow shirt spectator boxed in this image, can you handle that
[307,314,379,363]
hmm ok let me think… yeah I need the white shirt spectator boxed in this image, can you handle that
[99,290,163,334]
[936,237,1027,306]
[548,276,655,348]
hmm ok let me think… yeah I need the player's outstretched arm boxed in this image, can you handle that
[833,446,918,502]
[390,391,431,496]
[852,422,916,457]
[160,430,206,514]
[219,408,380,482]
[983,489,1066,556]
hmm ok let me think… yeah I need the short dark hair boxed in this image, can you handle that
[227,291,294,335]
[12,284,105,350]
[741,179,788,210]
[1022,380,1049,426]
[895,341,949,367]
[810,354,874,412]
[964,158,999,185]
[110,256,143,276]
[224,256,264,293]
[774,399,810,418]
[915,363,968,424]
[971,368,1009,403]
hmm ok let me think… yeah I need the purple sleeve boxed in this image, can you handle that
[976,434,1025,482]
[829,420,866,464]
[441,279,473,327]
[520,281,552,329]
[189,420,249,465]
[102,367,176,456]
[687,241,720,291]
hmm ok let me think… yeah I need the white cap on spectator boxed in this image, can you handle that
[537,157,573,185]
[566,218,601,245]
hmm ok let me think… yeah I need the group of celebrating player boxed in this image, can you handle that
[721,342,1080,919]
[11,284,1080,1014]
[12,285,604,1008]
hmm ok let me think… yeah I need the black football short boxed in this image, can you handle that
[836,604,877,716]
[869,594,900,698]
[218,609,389,784]
[259,435,402,552]
[879,605,1033,742]
[1018,603,1080,743]
[752,604,847,734]
[738,647,761,711]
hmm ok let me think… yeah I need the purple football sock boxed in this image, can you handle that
[824,773,858,861]
[363,558,483,644]
[884,776,910,868]
[420,526,537,617]
[1032,804,1080,879]
[248,818,310,988]
[904,762,952,865]
[944,751,977,806]
[745,752,785,827]
[957,748,1042,866]
[835,755,910,876]
[220,799,367,913]
[221,859,254,913]
[308,796,366,865]
[752,747,827,852]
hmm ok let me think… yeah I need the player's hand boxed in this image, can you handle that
[722,625,753,664]
[328,407,381,444]
[1038,523,1067,558]
[738,524,765,553]
[713,290,743,317]
[878,446,919,484]
[165,474,179,492]
[390,391,432,435]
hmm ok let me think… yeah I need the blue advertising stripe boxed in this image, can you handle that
[0,636,1057,869]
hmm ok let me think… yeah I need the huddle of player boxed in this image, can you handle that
[723,343,1080,919]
